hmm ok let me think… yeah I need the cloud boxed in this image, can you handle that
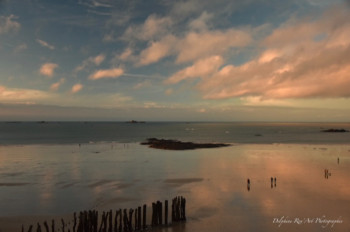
[0,85,49,104]
[188,11,213,31]
[36,39,55,50]
[0,15,20,34]
[122,14,173,41]
[14,43,27,53]
[71,84,83,93]
[137,28,251,66]
[89,67,124,80]
[138,35,177,65]
[39,63,58,77]
[175,29,251,63]
[75,54,106,72]
[184,6,350,100]
[50,78,65,91]
[166,55,224,84]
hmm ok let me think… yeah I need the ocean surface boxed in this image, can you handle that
[0,122,349,232]
[1,121,350,145]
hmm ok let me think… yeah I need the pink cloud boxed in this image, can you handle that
[138,35,177,65]
[137,28,251,66]
[0,85,49,104]
[122,14,172,41]
[176,29,251,63]
[166,55,224,84]
[166,6,350,100]
[89,68,124,80]
[50,78,65,91]
[39,63,58,77]
[75,54,105,72]
[71,84,83,94]
[36,39,55,50]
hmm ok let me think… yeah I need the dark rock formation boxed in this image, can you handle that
[141,138,230,150]
[321,128,349,133]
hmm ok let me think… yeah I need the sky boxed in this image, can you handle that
[0,0,350,121]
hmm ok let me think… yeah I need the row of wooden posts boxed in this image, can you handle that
[22,196,186,232]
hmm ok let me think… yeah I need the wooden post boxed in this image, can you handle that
[99,212,105,232]
[61,219,65,232]
[182,197,186,221]
[103,211,108,232]
[128,209,134,231]
[151,203,156,226]
[142,205,146,230]
[134,208,138,230]
[165,200,168,225]
[43,221,49,232]
[158,201,162,225]
[137,206,141,230]
[27,225,33,232]
[114,210,119,232]
[123,209,128,232]
[118,209,122,232]
[109,210,113,232]
[94,211,98,232]
[36,223,41,232]
[73,212,77,232]
[51,220,55,232]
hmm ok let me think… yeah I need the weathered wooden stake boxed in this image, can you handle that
[43,221,49,232]
[137,206,141,230]
[165,200,168,225]
[118,209,122,232]
[61,218,65,232]
[27,225,33,232]
[108,210,113,232]
[142,205,146,230]
[51,220,55,232]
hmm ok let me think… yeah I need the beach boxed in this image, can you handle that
[1,138,349,231]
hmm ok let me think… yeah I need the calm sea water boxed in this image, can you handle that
[1,121,350,145]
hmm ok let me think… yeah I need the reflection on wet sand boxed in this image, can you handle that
[0,143,349,232]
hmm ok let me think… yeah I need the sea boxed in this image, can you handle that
[1,121,350,145]
[0,122,349,232]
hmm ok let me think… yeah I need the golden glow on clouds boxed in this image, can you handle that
[39,63,58,77]
[89,68,124,80]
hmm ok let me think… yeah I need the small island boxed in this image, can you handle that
[321,128,349,133]
[126,120,145,123]
[141,138,230,150]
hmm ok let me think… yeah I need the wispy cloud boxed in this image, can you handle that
[89,67,124,80]
[0,85,50,104]
[0,15,20,34]
[75,54,105,72]
[50,78,65,91]
[71,84,83,94]
[135,21,251,66]
[36,39,55,50]
[122,14,173,42]
[13,43,27,53]
[39,63,58,77]
[166,55,224,84]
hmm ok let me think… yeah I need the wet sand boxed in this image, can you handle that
[0,143,349,231]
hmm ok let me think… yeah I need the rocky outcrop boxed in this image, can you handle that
[321,128,349,133]
[141,138,230,150]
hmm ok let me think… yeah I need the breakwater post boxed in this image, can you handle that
[22,196,186,232]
